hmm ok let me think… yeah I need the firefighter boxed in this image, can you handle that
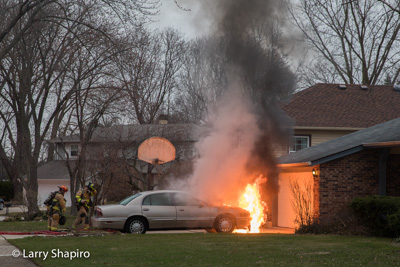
[45,185,68,231]
[73,182,97,230]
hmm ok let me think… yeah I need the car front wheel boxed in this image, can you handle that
[214,215,235,233]
[125,217,147,234]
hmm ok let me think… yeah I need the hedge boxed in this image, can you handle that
[350,195,400,237]
[0,181,13,201]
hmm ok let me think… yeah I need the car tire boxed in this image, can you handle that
[214,215,235,233]
[0,202,3,210]
[125,217,147,234]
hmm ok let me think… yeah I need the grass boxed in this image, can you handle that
[0,207,76,231]
[3,210,400,266]
[8,233,400,266]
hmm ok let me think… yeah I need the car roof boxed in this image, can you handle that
[138,190,189,196]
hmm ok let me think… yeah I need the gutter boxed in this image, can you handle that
[276,162,311,168]
[363,141,400,148]
[293,126,365,131]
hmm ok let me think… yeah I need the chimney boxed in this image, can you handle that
[158,114,168,124]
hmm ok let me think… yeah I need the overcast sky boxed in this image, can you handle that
[150,0,214,39]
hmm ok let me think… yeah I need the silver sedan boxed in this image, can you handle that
[92,190,251,234]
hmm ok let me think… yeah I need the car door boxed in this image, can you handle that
[141,193,176,229]
[172,193,212,228]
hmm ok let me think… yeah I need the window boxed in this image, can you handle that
[289,135,310,153]
[142,193,172,206]
[119,193,142,205]
[70,144,79,157]
[171,193,203,206]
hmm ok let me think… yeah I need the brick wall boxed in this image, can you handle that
[387,154,400,196]
[318,149,380,218]
[317,150,400,219]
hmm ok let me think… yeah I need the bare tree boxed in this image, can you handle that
[0,0,160,61]
[115,27,186,124]
[377,0,400,13]
[172,37,228,123]
[0,12,79,215]
[288,0,400,85]
[172,16,296,124]
[0,1,158,216]
[289,178,314,228]
[58,30,123,214]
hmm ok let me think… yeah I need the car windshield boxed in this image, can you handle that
[119,193,141,205]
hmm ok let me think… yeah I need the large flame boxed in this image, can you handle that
[234,176,267,233]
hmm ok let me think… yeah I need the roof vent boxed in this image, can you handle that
[394,84,400,92]
[360,85,368,90]
[338,84,346,90]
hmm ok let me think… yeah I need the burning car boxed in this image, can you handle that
[92,190,251,234]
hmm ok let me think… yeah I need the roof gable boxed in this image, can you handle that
[49,124,208,144]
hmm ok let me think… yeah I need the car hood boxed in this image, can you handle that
[212,205,250,216]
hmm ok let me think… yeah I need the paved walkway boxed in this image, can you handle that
[0,235,37,267]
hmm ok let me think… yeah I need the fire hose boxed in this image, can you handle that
[0,229,118,235]
[0,230,67,235]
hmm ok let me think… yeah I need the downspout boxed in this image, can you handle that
[379,148,390,196]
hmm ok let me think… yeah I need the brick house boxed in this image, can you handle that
[277,118,400,228]
[281,84,400,154]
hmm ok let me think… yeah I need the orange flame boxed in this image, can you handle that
[234,176,267,233]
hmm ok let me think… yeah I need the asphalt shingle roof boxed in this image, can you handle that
[279,117,400,165]
[49,124,207,144]
[282,83,400,128]
[37,161,72,180]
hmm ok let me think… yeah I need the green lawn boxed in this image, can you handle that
[0,208,75,232]
[8,233,400,266]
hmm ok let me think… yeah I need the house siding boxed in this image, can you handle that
[318,149,400,219]
[275,129,358,157]
[295,129,356,147]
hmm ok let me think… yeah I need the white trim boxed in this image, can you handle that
[289,135,310,153]
[293,126,365,131]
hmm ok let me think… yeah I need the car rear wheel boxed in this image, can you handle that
[214,215,235,233]
[125,217,147,234]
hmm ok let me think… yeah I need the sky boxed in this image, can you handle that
[151,0,215,39]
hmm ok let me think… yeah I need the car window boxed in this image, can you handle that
[171,193,203,206]
[142,193,172,206]
[119,193,141,205]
